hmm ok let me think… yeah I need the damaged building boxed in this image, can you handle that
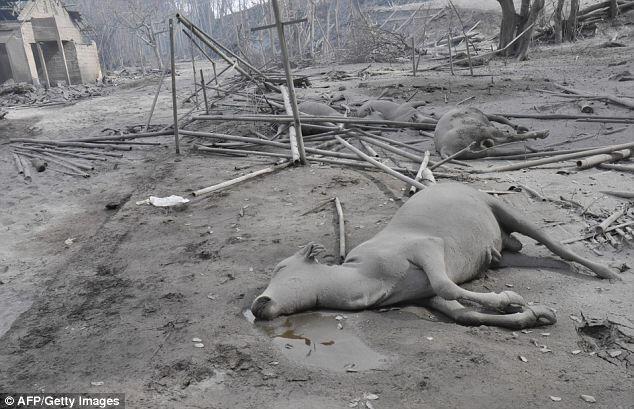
[0,0,102,87]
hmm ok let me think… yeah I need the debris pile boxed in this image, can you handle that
[102,67,168,86]
[0,81,106,108]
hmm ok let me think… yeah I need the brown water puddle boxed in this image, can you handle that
[245,310,387,372]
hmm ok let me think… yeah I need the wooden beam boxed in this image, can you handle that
[251,17,308,32]
[169,18,180,154]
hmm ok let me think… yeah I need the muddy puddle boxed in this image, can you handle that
[0,287,33,338]
[245,310,387,372]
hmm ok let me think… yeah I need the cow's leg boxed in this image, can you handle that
[502,232,523,252]
[485,114,529,133]
[490,201,620,280]
[411,238,526,311]
[422,296,556,329]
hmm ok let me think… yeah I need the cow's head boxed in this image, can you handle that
[251,242,325,320]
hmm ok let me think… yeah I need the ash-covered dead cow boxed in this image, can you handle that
[434,107,549,159]
[252,183,619,329]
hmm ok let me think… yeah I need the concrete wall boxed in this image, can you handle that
[14,0,102,86]
[75,42,102,83]
[0,24,34,84]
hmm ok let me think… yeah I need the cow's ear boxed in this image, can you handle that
[298,242,325,262]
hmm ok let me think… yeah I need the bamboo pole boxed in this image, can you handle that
[447,28,455,76]
[145,70,167,132]
[17,145,108,162]
[334,197,346,263]
[429,142,476,170]
[493,113,633,120]
[409,151,432,196]
[474,141,634,173]
[600,190,634,199]
[596,208,626,234]
[359,139,379,157]
[179,130,359,160]
[335,135,427,190]
[192,114,437,130]
[345,128,427,154]
[11,139,133,151]
[598,163,634,172]
[169,19,180,155]
[176,14,278,92]
[271,0,307,165]
[12,153,24,175]
[177,14,268,80]
[576,149,631,170]
[447,0,473,76]
[59,131,172,143]
[21,156,32,181]
[193,162,291,197]
[194,145,415,173]
[200,69,209,115]
[14,150,89,177]
[280,85,301,164]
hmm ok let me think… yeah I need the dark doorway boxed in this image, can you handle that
[0,44,13,84]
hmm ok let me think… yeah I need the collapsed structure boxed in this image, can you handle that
[0,0,102,87]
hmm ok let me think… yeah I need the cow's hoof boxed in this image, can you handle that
[594,265,621,281]
[500,291,526,311]
[527,305,557,326]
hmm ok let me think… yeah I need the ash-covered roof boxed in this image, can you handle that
[0,0,82,22]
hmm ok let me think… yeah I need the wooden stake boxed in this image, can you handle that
[334,197,346,263]
[271,0,308,165]
[169,19,180,155]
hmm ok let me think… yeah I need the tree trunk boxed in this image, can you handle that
[497,0,517,55]
[517,0,531,33]
[515,0,545,61]
[565,0,579,42]
[608,0,618,19]
[553,0,565,44]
